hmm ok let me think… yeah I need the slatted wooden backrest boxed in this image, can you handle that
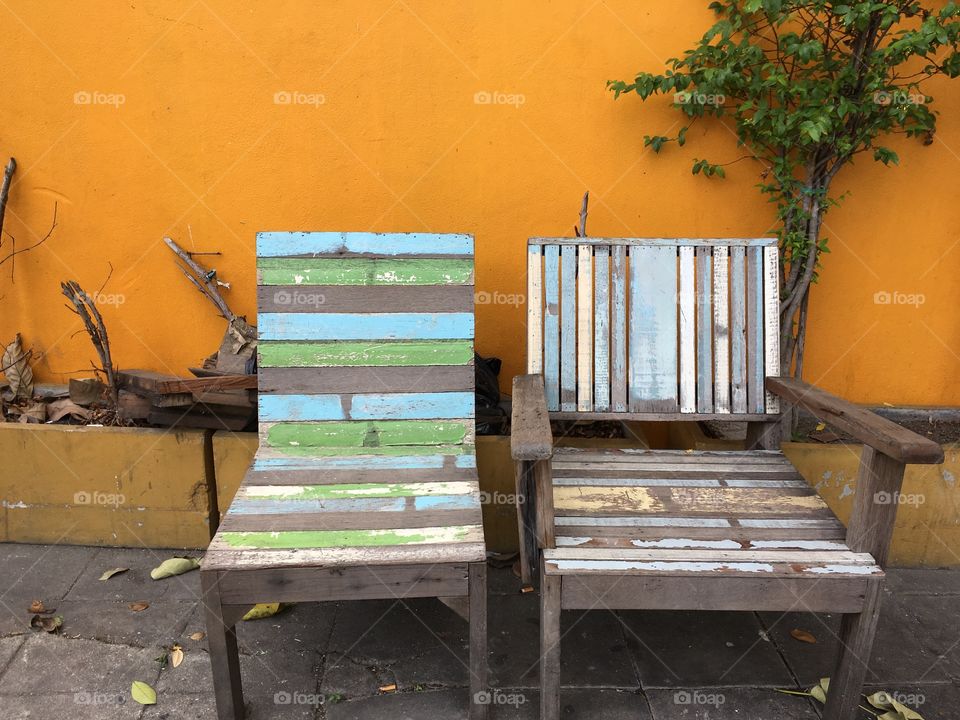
[255,232,476,463]
[526,238,780,420]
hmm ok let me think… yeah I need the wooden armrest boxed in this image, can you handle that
[765,377,943,464]
[511,374,553,461]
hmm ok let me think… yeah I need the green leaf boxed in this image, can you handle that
[809,677,830,704]
[744,0,763,12]
[99,567,129,581]
[131,681,157,706]
[150,557,200,580]
[243,602,283,621]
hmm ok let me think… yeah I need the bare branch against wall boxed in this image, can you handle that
[61,271,119,408]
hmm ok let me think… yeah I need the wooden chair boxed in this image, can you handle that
[510,237,943,720]
[202,232,488,720]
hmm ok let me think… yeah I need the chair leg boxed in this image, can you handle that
[201,571,245,720]
[468,562,489,720]
[822,580,883,720]
[540,563,561,720]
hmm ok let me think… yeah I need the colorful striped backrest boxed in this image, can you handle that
[526,238,781,419]
[256,232,476,464]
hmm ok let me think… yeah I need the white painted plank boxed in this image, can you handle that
[594,245,610,411]
[555,516,732,528]
[543,245,561,410]
[526,244,543,374]
[713,246,730,413]
[678,246,696,413]
[763,245,780,413]
[696,246,713,412]
[610,246,628,411]
[729,246,748,413]
[628,246,678,412]
[577,244,593,411]
[560,245,577,411]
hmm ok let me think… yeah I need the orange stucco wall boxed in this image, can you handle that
[1,1,958,405]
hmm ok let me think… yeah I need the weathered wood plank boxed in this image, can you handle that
[237,480,478,500]
[468,562,489,720]
[593,245,610,411]
[610,245,628,412]
[576,245,593,411]
[257,284,473,313]
[258,340,474,368]
[529,237,778,247]
[559,575,871,613]
[258,312,473,341]
[257,257,474,285]
[258,391,474,422]
[543,245,561,411]
[259,366,473,395]
[628,246,678,412]
[679,246,696,413]
[263,420,471,449]
[220,507,481,532]
[763,245,780,413]
[560,245,577,411]
[256,231,473,257]
[203,541,487,570]
[765,377,944,464]
[511,374,553,461]
[746,246,764,414]
[696,246,713,413]
[527,244,544,374]
[540,568,562,720]
[216,524,483,550]
[729,246,747,413]
[713,246,730,413]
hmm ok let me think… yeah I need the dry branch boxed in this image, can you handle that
[61,278,119,407]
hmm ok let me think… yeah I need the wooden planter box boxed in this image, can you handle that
[0,424,213,548]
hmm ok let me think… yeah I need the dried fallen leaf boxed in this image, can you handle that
[129,601,150,612]
[867,690,924,720]
[379,684,397,693]
[814,422,826,432]
[18,401,46,423]
[99,567,129,581]
[171,644,184,668]
[30,614,63,633]
[150,557,200,580]
[790,628,817,644]
[2,334,34,399]
[28,600,46,614]
[809,677,830,704]
[131,680,157,705]
[242,602,282,621]
[46,398,91,423]
[189,631,205,641]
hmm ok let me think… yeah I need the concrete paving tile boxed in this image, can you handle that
[52,599,194,648]
[326,597,470,691]
[488,564,527,596]
[0,543,97,634]
[885,568,960,596]
[0,635,26,681]
[0,691,141,719]
[65,547,203,603]
[488,688,651,719]
[140,690,319,719]
[326,687,466,720]
[646,687,819,719]
[762,591,951,685]
[620,610,793,688]
[0,633,161,697]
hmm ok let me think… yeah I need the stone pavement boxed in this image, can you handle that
[1,543,959,719]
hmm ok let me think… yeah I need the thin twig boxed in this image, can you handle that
[61,277,119,408]
[576,191,590,237]
[0,158,16,247]
[163,237,234,320]
[0,201,59,275]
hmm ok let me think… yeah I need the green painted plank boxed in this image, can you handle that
[219,525,478,549]
[257,258,474,286]
[258,340,473,367]
[265,421,470,448]
[242,481,476,500]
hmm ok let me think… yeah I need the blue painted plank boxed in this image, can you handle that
[628,246,679,412]
[257,232,473,257]
[559,245,577,411]
[258,392,475,422]
[253,453,478,471]
[230,494,477,515]
[543,245,561,410]
[258,312,474,340]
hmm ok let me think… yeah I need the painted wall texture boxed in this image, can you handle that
[0,1,957,405]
